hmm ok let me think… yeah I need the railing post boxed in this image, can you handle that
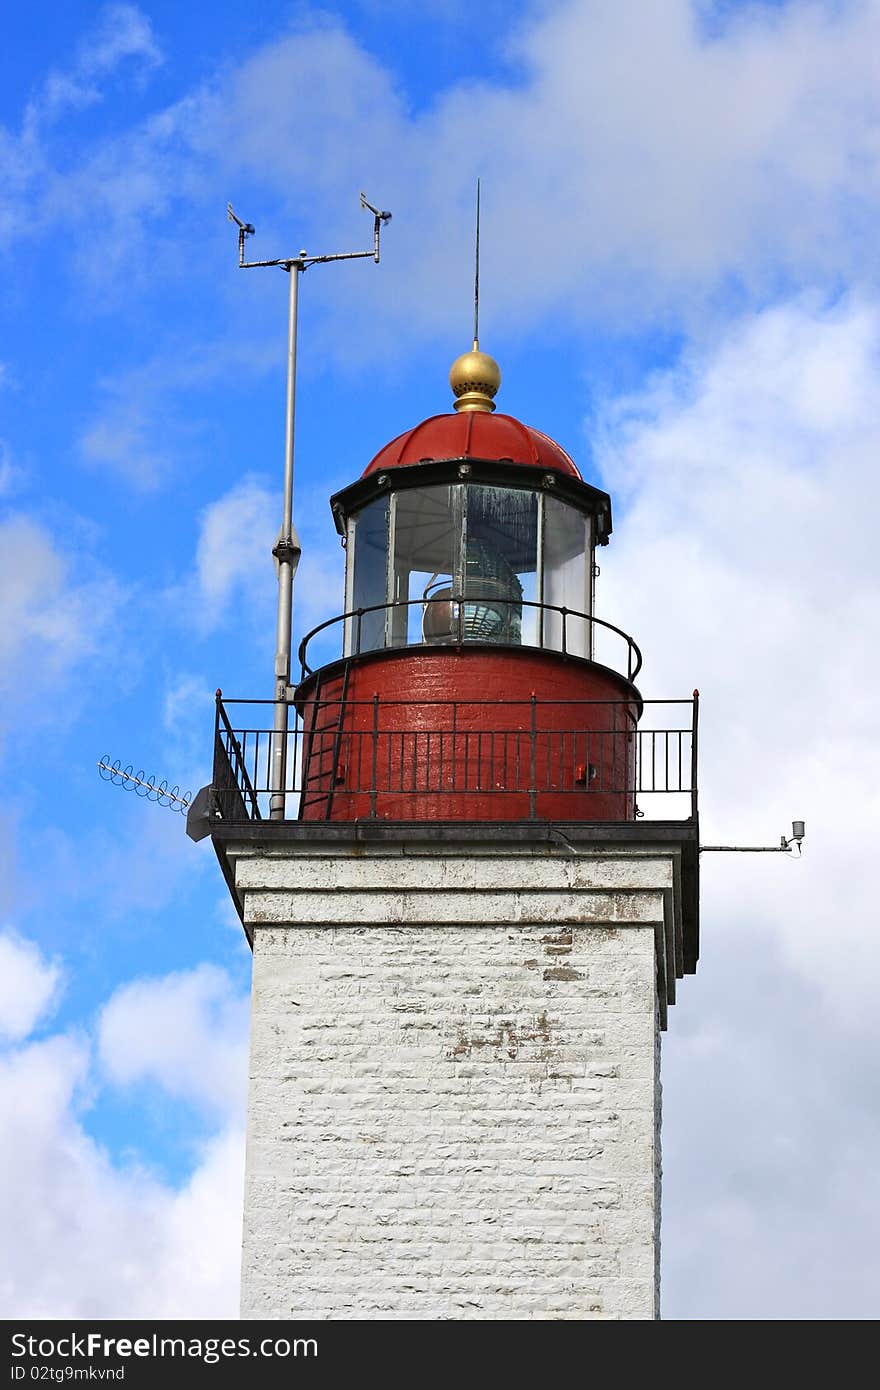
[691,689,700,821]
[357,608,363,656]
[213,690,222,804]
[561,607,567,657]
[529,692,537,820]
[369,693,379,818]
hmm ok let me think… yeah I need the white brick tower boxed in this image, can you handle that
[197,347,699,1320]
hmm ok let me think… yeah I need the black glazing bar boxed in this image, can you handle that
[370,695,379,817]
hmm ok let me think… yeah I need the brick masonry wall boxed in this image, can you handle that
[236,847,667,1321]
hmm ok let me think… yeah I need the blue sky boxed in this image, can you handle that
[2,0,880,1318]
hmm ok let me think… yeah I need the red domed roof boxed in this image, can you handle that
[362,412,582,480]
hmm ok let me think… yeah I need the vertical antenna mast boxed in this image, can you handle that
[227,194,392,819]
[473,178,481,351]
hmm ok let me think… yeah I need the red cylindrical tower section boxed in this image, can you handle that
[296,647,639,823]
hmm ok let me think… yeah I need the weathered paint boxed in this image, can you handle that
[295,646,640,822]
[234,840,670,1321]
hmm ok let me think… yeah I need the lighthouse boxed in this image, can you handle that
[203,343,699,1321]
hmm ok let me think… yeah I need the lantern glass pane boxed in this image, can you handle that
[463,485,539,645]
[542,497,590,656]
[391,485,462,645]
[347,495,389,653]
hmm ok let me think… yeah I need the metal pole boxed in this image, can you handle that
[270,263,301,819]
[226,193,391,821]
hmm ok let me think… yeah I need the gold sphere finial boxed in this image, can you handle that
[449,342,501,413]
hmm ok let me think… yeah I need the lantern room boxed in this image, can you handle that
[290,347,646,823]
[332,418,611,662]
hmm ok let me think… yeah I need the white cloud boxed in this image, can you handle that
[163,674,215,735]
[27,2,161,128]
[98,964,249,1118]
[589,293,880,1315]
[12,1,880,335]
[195,474,277,619]
[77,342,246,490]
[6,2,880,338]
[185,472,344,654]
[662,919,880,1319]
[0,514,122,698]
[0,938,246,1318]
[597,295,880,1005]
[0,931,62,1043]
[0,440,25,497]
[79,402,167,491]
[0,5,161,248]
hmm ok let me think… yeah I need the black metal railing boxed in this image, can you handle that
[298,597,643,684]
[210,692,698,824]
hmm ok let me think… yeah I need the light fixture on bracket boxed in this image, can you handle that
[701,820,806,856]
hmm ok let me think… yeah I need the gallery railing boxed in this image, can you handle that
[297,597,643,684]
[210,692,698,825]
